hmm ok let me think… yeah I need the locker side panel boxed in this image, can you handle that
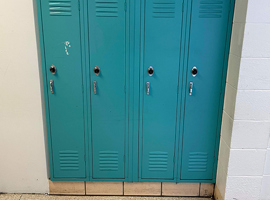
[140,0,183,180]
[181,0,231,180]
[40,0,86,178]
[89,0,127,179]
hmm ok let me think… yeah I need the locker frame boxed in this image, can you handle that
[36,0,235,182]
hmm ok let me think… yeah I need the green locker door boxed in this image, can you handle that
[89,0,128,179]
[180,0,232,180]
[40,0,86,178]
[140,0,183,180]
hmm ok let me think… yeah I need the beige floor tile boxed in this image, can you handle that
[214,185,223,200]
[0,194,22,200]
[162,183,200,197]
[200,183,214,197]
[20,194,212,200]
[49,180,85,195]
[124,182,161,196]
[86,182,123,195]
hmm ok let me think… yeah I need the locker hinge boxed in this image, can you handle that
[124,85,126,93]
[82,85,84,93]
[177,85,179,94]
[78,0,80,11]
[124,2,127,11]
[123,155,126,163]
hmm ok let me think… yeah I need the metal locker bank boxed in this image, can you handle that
[36,0,235,182]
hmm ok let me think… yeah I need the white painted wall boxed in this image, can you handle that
[0,0,49,193]
[216,0,270,199]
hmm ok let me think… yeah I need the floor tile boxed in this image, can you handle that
[0,194,22,200]
[20,194,212,200]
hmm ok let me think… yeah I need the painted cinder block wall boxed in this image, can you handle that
[216,0,270,199]
[0,0,269,198]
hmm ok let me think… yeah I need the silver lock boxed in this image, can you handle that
[94,65,100,76]
[147,66,154,76]
[50,65,57,75]
[191,66,198,77]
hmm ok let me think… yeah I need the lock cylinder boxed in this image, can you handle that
[147,66,154,76]
[191,66,198,77]
[50,65,56,75]
[94,65,100,76]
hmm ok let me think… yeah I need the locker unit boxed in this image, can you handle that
[36,0,235,182]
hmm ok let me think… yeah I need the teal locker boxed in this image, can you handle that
[36,0,235,182]
[88,0,128,179]
[180,0,233,180]
[139,0,183,180]
[39,0,86,178]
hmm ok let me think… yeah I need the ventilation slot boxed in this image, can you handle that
[188,152,208,172]
[49,0,72,16]
[59,150,79,171]
[152,0,175,18]
[148,151,168,171]
[199,0,223,18]
[99,151,119,171]
[96,0,118,17]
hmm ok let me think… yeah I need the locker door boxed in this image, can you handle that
[140,0,183,179]
[89,0,127,179]
[40,0,86,178]
[181,0,232,180]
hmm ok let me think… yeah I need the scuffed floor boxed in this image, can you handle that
[0,194,213,200]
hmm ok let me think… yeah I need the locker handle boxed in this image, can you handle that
[93,81,97,95]
[189,82,193,96]
[50,80,54,94]
[146,82,150,95]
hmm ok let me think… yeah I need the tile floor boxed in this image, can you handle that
[0,194,213,200]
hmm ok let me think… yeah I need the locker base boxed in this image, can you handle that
[48,180,214,197]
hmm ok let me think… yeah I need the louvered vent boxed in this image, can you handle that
[199,0,223,18]
[148,151,168,171]
[152,0,176,18]
[99,151,119,171]
[59,150,79,171]
[49,0,72,16]
[96,0,119,17]
[188,152,208,172]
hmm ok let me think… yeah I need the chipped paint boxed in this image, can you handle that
[64,41,71,55]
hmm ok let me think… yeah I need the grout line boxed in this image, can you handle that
[123,182,124,196]
[161,182,162,196]
[199,183,201,196]
[84,181,86,195]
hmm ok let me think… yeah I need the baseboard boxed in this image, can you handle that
[49,180,214,197]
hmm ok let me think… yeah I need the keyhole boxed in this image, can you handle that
[94,66,100,76]
[148,66,154,76]
[191,67,198,77]
[50,65,56,75]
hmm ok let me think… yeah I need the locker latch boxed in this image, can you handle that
[50,80,54,94]
[189,82,193,96]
